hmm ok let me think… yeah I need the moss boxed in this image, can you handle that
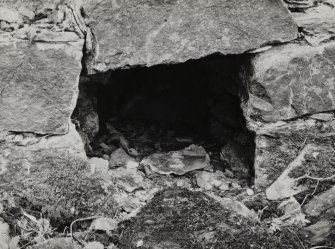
[259,120,335,186]
[0,155,118,227]
[119,188,309,249]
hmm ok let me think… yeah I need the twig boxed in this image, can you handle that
[70,216,102,239]
[310,247,335,249]
[329,149,335,162]
[295,173,335,183]
[297,138,308,154]
[286,227,305,249]
[258,206,268,220]
[300,180,319,206]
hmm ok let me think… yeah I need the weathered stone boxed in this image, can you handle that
[109,165,144,193]
[293,3,335,46]
[305,220,335,245]
[277,196,309,226]
[242,42,335,123]
[109,148,138,168]
[284,0,314,10]
[112,192,142,213]
[84,0,297,72]
[0,123,86,185]
[250,116,335,190]
[85,242,104,249]
[141,145,210,175]
[196,171,230,191]
[88,157,109,174]
[89,217,118,232]
[304,186,335,217]
[0,7,20,23]
[0,39,83,134]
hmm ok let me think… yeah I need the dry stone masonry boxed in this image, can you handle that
[1,0,335,247]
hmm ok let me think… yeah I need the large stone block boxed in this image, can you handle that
[84,0,297,72]
[0,0,85,134]
[243,42,335,123]
[0,40,83,134]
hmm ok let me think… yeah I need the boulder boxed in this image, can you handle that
[83,0,297,72]
[242,42,335,123]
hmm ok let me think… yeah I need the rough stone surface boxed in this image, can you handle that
[0,124,86,185]
[293,3,335,46]
[242,42,335,123]
[109,165,145,193]
[0,40,83,134]
[304,186,335,217]
[109,148,138,168]
[141,145,210,175]
[0,0,86,135]
[249,115,335,189]
[196,171,230,191]
[88,157,109,174]
[305,220,335,245]
[84,0,297,72]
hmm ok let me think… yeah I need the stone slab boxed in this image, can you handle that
[84,0,297,72]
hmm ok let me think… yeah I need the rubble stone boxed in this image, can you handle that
[293,3,335,46]
[141,145,210,175]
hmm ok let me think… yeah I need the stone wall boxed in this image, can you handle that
[0,0,335,245]
[0,0,298,183]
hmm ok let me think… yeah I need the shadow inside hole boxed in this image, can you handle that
[73,53,256,182]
